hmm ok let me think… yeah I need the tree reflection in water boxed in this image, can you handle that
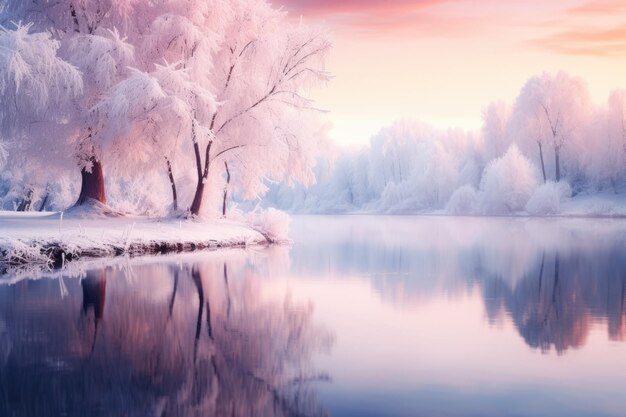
[291,216,626,355]
[483,245,626,354]
[0,254,333,417]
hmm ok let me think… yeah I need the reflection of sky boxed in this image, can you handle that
[263,215,626,417]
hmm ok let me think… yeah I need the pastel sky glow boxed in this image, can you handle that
[277,0,626,145]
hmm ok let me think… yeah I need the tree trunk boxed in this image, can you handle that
[537,141,547,183]
[554,146,561,182]
[190,181,205,216]
[189,133,211,216]
[76,158,106,205]
[166,158,178,211]
[222,162,230,217]
[17,188,34,211]
[38,192,49,212]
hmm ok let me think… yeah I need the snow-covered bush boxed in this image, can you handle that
[525,181,572,215]
[479,145,539,214]
[446,185,479,215]
[247,208,291,243]
[107,176,171,217]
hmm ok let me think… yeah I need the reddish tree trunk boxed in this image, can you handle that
[76,159,106,205]
[189,136,210,216]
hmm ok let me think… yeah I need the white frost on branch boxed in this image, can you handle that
[0,22,83,130]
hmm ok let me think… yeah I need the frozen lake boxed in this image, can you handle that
[2,215,626,417]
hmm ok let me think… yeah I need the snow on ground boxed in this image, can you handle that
[560,192,626,217]
[0,209,268,271]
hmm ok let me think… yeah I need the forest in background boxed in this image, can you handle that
[262,71,626,215]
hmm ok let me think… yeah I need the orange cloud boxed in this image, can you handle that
[568,0,626,15]
[531,24,626,56]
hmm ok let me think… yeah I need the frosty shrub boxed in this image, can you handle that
[378,182,420,213]
[479,145,539,214]
[107,176,171,217]
[446,184,479,215]
[525,181,572,215]
[247,208,291,243]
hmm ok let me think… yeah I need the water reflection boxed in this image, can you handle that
[0,253,333,417]
[283,216,626,417]
[291,216,626,354]
[2,216,626,417]
[484,248,626,353]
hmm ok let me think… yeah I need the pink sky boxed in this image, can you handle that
[277,0,626,145]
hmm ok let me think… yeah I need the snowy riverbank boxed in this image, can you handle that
[0,210,270,272]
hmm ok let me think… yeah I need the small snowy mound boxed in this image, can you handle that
[64,198,124,218]
[446,185,478,215]
[247,208,291,243]
[479,145,539,214]
[525,181,572,215]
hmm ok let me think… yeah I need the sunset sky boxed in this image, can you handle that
[278,0,626,145]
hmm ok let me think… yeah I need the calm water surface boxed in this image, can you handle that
[1,215,626,417]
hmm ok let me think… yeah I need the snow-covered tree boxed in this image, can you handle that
[0,22,83,209]
[511,72,590,183]
[186,9,331,216]
[0,0,330,216]
[481,100,511,163]
[604,90,626,190]
[0,1,137,207]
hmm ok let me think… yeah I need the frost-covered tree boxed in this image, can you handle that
[0,1,137,207]
[186,8,331,216]
[512,72,590,183]
[78,0,330,216]
[94,63,216,212]
[582,91,626,193]
[0,22,83,209]
[0,0,330,216]
[481,100,511,163]
[605,90,626,190]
